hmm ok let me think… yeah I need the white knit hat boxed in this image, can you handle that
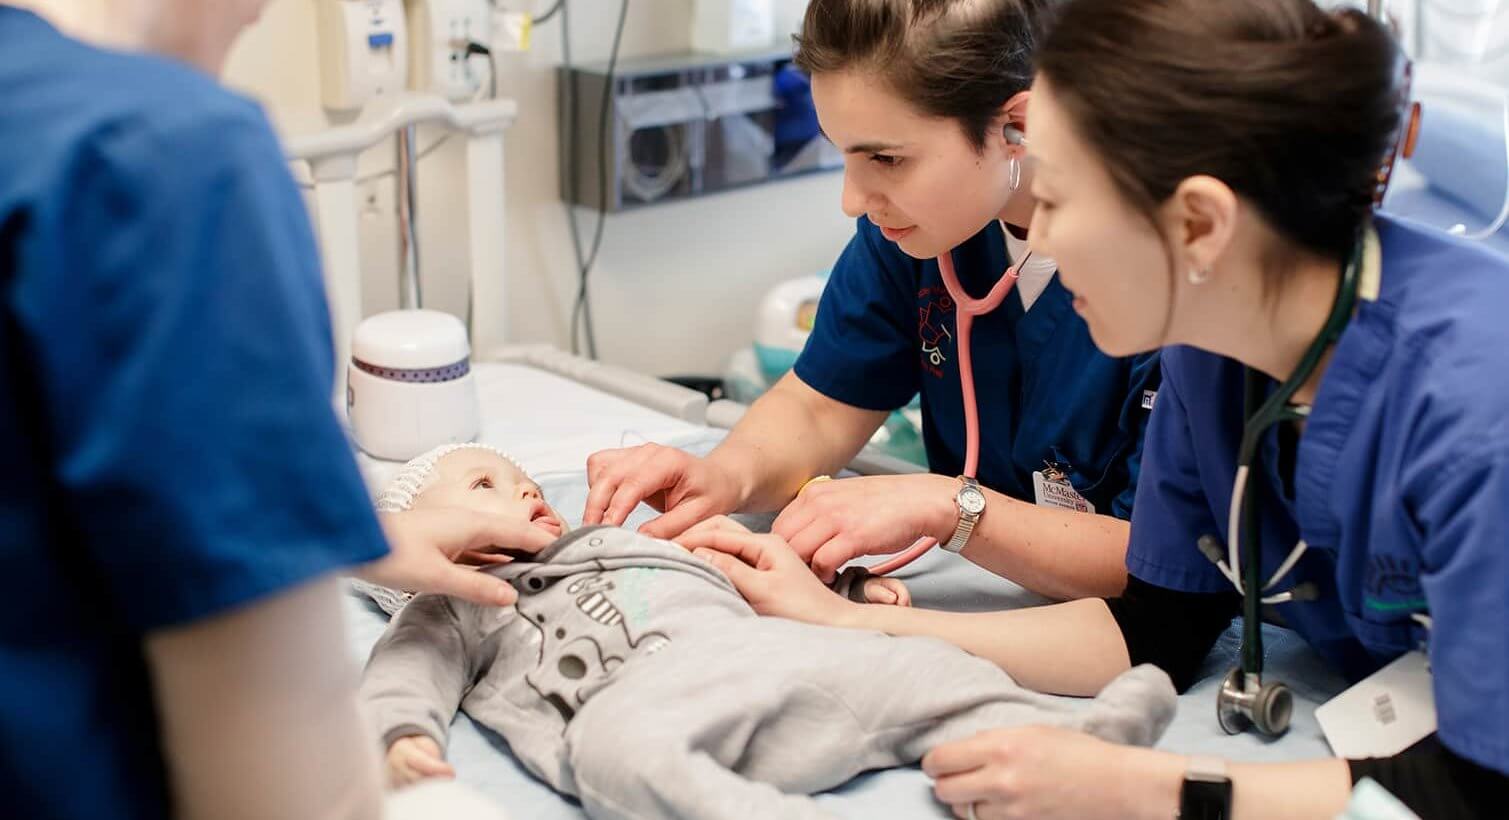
[374,442,530,513]
[354,442,532,616]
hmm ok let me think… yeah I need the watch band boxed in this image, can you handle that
[944,515,976,553]
[944,477,983,554]
[1179,756,1232,820]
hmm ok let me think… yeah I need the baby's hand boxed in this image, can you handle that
[386,735,455,788]
[861,575,912,607]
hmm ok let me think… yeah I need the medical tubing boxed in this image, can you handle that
[869,250,1024,577]
[869,536,937,577]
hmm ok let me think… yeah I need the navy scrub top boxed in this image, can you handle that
[796,216,1160,518]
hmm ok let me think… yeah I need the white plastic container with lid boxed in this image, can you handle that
[347,309,480,462]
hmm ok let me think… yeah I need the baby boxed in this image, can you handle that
[361,443,911,784]
[359,444,1177,819]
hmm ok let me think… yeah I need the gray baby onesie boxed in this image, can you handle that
[360,527,1177,820]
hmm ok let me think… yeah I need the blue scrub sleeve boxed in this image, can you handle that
[18,103,387,632]
[1407,443,1509,775]
[1123,360,1230,594]
[792,219,920,411]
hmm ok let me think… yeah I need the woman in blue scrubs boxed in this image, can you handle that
[0,4,549,818]
[586,0,1158,601]
[682,0,1509,816]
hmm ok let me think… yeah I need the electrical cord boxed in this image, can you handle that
[464,41,498,100]
[531,0,564,25]
[562,0,629,358]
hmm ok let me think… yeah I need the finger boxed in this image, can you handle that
[933,770,1003,806]
[583,449,643,524]
[585,448,621,487]
[785,518,842,565]
[598,453,665,526]
[892,581,912,608]
[678,529,777,568]
[456,550,515,566]
[771,495,819,541]
[809,536,863,583]
[603,482,653,528]
[923,733,1006,778]
[640,499,714,541]
[429,563,518,608]
[464,513,556,554]
[691,547,760,590]
[408,752,456,779]
[389,765,417,789]
[675,515,725,540]
[864,583,898,605]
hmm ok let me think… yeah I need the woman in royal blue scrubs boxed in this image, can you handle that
[681,1,1509,817]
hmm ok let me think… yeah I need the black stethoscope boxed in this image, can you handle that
[1197,231,1363,737]
[1200,45,1423,737]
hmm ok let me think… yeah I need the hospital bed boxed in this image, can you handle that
[337,352,1346,819]
[288,95,1362,818]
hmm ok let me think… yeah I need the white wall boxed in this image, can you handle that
[223,0,851,377]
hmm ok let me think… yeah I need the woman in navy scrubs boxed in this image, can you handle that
[587,0,1158,601]
[683,1,1509,817]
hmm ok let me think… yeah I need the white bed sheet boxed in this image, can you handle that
[343,365,1346,818]
[352,362,712,494]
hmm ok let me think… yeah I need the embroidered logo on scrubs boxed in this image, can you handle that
[1363,555,1426,613]
[917,287,955,378]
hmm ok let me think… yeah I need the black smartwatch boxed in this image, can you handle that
[1179,756,1232,819]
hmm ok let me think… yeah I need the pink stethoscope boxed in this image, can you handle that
[867,245,1034,576]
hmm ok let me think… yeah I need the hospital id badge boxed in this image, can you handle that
[1032,470,1095,514]
[1315,651,1436,759]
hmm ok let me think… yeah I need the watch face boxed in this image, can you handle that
[959,487,986,515]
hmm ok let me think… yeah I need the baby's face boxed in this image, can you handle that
[413,449,565,538]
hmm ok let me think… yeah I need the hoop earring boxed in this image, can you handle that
[1187,267,1211,285]
[1008,155,1021,192]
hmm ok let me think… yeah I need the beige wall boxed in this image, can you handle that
[223,0,852,377]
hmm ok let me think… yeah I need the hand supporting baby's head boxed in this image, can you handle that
[355,444,568,617]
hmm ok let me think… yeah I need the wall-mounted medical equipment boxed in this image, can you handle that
[317,0,410,112]
[560,49,839,211]
[348,309,481,460]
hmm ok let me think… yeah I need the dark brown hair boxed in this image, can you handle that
[793,0,1053,150]
[1036,0,1408,262]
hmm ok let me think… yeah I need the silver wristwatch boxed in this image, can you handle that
[943,476,986,554]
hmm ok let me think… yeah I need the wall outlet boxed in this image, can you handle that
[407,0,492,100]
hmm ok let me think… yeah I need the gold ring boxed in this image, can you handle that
[798,475,833,496]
